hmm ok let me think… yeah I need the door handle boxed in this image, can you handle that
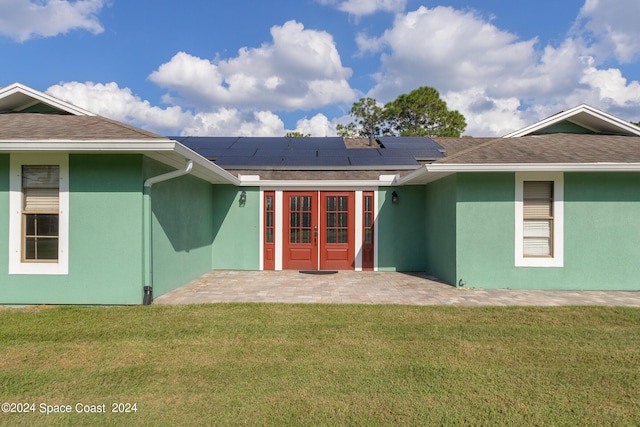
[314,225,318,246]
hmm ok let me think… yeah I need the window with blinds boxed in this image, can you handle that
[523,181,553,257]
[22,165,60,261]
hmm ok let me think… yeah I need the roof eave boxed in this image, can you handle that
[0,138,240,185]
[425,163,640,172]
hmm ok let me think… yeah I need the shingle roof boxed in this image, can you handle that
[436,134,640,164]
[431,137,497,156]
[0,113,166,140]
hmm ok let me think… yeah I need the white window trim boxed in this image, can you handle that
[9,153,69,275]
[515,172,564,267]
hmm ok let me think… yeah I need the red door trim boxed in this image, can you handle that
[362,191,374,270]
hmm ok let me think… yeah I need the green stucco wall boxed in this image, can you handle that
[1,154,145,305]
[144,158,216,297]
[211,186,260,270]
[377,187,426,271]
[454,172,640,290]
[424,175,457,284]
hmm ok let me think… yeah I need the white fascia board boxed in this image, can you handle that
[239,174,397,188]
[425,163,640,172]
[172,142,240,185]
[242,179,387,189]
[395,165,428,185]
[0,139,176,151]
[0,138,240,185]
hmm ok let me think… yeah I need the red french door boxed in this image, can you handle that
[283,192,318,270]
[320,192,355,270]
[282,191,355,271]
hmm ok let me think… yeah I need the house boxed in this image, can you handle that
[1,83,639,305]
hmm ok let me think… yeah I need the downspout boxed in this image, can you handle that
[142,160,194,305]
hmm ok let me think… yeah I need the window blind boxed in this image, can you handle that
[523,181,553,257]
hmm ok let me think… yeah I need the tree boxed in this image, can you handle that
[383,86,466,137]
[336,97,385,144]
[285,131,310,137]
[338,87,467,139]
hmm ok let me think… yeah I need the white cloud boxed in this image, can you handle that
[316,0,406,16]
[0,0,105,42]
[185,110,285,137]
[361,6,538,100]
[291,113,337,137]
[46,81,288,137]
[575,0,640,63]
[358,4,640,136]
[149,20,356,112]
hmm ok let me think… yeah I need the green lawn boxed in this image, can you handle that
[1,304,639,426]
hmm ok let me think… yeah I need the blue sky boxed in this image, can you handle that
[2,0,640,136]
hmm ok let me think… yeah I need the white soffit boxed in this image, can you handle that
[504,104,640,137]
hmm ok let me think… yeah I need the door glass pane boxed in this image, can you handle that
[364,196,372,211]
[266,228,273,243]
[302,196,311,211]
[338,196,348,211]
[326,229,336,244]
[365,212,372,228]
[302,213,311,227]
[266,196,273,211]
[290,228,299,244]
[326,196,335,211]
[290,196,298,211]
[365,229,373,244]
[290,213,299,227]
[338,229,348,243]
[302,229,311,243]
[266,212,273,227]
[338,213,348,228]
[327,213,336,227]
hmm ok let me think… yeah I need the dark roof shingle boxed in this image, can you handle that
[436,134,640,164]
[0,113,165,140]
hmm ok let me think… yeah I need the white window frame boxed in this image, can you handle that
[515,172,564,267]
[9,153,69,275]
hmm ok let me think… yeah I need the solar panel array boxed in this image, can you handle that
[173,136,444,169]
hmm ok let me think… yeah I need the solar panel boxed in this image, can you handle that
[282,156,350,166]
[215,156,283,167]
[170,135,438,170]
[254,148,292,157]
[230,138,290,150]
[289,137,346,150]
[317,149,351,157]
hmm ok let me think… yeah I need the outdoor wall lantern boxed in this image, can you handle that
[392,191,399,204]
[239,190,247,206]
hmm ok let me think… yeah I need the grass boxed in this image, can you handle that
[0,304,639,426]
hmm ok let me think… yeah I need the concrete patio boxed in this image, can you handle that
[153,270,640,306]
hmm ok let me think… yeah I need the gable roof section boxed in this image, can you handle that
[503,104,640,137]
[0,83,239,185]
[0,82,95,116]
[398,105,640,185]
